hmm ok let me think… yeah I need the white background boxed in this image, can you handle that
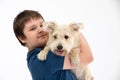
[0,0,120,80]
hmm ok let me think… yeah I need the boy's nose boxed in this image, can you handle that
[38,27,44,33]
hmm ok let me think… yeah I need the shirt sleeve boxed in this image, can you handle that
[46,50,65,74]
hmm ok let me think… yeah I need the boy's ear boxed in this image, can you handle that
[69,22,84,32]
[18,36,26,44]
[43,22,57,34]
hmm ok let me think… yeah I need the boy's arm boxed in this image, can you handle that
[63,32,93,69]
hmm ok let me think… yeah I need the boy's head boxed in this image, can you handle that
[13,10,44,46]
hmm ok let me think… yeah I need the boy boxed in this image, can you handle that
[13,10,93,80]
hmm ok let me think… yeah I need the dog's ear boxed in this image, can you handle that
[69,22,84,32]
[43,22,57,34]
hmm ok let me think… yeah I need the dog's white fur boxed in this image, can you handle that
[37,22,93,80]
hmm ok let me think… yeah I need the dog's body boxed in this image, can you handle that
[37,22,93,80]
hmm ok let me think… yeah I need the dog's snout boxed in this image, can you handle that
[57,45,63,50]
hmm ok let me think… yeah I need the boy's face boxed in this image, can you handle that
[21,18,49,50]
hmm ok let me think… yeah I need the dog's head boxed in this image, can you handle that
[43,22,83,56]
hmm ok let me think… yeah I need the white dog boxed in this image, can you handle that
[37,22,93,80]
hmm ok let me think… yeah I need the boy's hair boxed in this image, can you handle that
[13,10,44,46]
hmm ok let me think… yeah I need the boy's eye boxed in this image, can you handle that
[30,27,36,31]
[40,24,43,27]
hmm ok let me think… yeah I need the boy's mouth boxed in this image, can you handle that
[40,34,46,37]
[38,33,48,38]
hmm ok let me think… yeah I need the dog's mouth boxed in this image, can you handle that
[57,50,64,54]
[55,50,65,56]
[55,50,66,56]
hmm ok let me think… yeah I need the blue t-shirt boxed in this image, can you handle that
[27,48,77,80]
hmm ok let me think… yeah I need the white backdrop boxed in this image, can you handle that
[0,0,120,80]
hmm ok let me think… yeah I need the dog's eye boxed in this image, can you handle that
[64,35,69,39]
[54,35,57,39]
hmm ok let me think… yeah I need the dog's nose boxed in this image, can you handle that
[57,45,63,50]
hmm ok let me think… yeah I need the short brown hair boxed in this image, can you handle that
[13,10,44,46]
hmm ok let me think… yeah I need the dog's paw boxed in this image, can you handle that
[37,51,47,61]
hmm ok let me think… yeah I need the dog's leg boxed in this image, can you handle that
[69,47,80,66]
[70,48,93,80]
[84,66,93,80]
[37,45,50,61]
[72,66,93,80]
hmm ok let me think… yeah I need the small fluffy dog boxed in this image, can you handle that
[37,22,93,80]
